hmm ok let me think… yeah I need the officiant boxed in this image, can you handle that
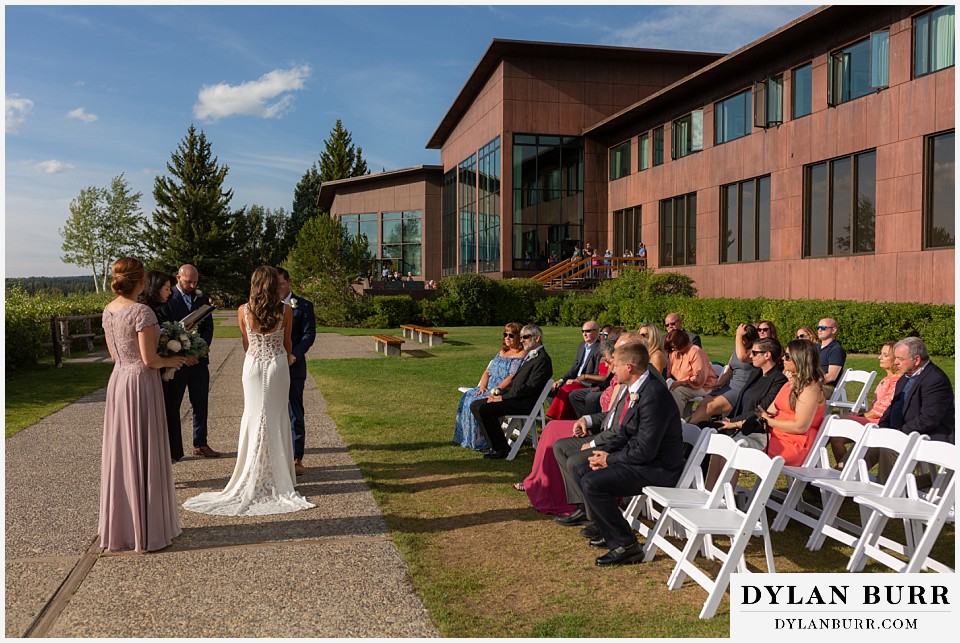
[162,264,220,458]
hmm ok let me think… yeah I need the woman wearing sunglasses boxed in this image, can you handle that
[454,322,527,450]
[688,323,760,425]
[795,325,818,344]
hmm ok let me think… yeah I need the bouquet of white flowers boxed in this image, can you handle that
[158,321,210,380]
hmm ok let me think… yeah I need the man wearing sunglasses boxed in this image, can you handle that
[470,325,553,459]
[551,321,602,393]
[663,313,701,348]
[816,318,846,396]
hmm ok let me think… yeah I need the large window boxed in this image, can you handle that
[609,140,631,180]
[613,206,641,258]
[915,6,955,77]
[924,130,955,248]
[382,210,422,276]
[652,126,664,166]
[754,76,783,128]
[458,154,477,271]
[804,150,876,257]
[512,134,583,271]
[660,193,697,267]
[715,89,751,144]
[792,63,813,119]
[639,133,650,171]
[721,176,771,263]
[477,137,501,271]
[672,110,703,159]
[442,168,457,275]
[340,213,378,258]
[828,32,889,106]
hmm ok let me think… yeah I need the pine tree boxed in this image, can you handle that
[146,125,237,297]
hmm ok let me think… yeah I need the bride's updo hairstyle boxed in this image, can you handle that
[111,257,145,297]
[248,265,284,332]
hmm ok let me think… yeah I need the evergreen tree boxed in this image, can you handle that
[234,204,289,270]
[145,124,237,298]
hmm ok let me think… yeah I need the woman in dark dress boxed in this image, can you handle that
[138,270,185,462]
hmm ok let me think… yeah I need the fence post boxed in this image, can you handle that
[50,316,63,368]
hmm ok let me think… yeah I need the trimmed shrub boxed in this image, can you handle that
[557,293,607,327]
[492,278,544,326]
[432,273,498,326]
[532,295,562,326]
[371,295,420,327]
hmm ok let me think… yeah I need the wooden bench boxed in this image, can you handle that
[399,324,420,340]
[372,334,404,357]
[40,314,105,367]
[399,324,448,347]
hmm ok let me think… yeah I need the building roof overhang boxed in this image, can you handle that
[316,165,443,210]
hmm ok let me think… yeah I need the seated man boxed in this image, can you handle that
[664,312,701,348]
[546,320,602,420]
[576,341,684,566]
[817,317,846,396]
[875,336,954,482]
[470,324,553,460]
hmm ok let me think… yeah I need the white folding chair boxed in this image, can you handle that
[689,364,728,412]
[659,447,785,619]
[640,432,743,561]
[825,369,877,415]
[622,423,709,533]
[457,386,471,393]
[769,416,874,531]
[501,379,553,461]
[806,429,925,551]
[848,440,955,573]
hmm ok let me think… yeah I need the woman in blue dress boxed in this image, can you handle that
[454,322,527,450]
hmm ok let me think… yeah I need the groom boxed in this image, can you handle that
[277,268,316,476]
[162,263,219,458]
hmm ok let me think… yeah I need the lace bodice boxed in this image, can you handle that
[244,305,286,362]
[102,303,156,371]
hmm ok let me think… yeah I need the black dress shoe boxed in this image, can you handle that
[483,449,509,459]
[595,541,644,567]
[589,536,607,548]
[555,508,588,526]
[579,523,602,539]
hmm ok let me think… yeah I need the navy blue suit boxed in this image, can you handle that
[162,286,214,449]
[287,293,316,461]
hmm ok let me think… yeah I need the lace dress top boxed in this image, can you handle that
[245,305,286,362]
[102,303,157,373]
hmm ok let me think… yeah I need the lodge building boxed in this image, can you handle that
[318,5,955,304]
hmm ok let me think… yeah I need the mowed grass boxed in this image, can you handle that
[310,326,955,637]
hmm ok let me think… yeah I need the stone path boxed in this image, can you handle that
[4,331,438,637]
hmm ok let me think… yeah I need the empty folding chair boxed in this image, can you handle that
[848,440,955,573]
[622,423,710,533]
[500,379,553,460]
[769,416,874,532]
[806,429,925,551]
[825,369,877,415]
[658,447,785,619]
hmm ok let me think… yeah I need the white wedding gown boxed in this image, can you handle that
[183,306,314,516]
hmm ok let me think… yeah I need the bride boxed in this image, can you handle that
[184,266,314,516]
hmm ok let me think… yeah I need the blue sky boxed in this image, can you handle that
[4,2,812,277]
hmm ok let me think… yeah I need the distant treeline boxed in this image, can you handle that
[6,276,102,296]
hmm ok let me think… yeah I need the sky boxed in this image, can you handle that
[4,1,813,277]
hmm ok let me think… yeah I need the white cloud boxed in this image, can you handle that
[6,94,34,133]
[34,160,76,174]
[604,6,811,53]
[194,64,311,122]
[67,107,98,123]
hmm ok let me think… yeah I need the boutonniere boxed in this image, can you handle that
[527,348,539,359]
[289,297,299,309]
[194,289,203,297]
[629,392,639,403]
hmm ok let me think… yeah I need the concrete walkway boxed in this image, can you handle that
[4,333,439,637]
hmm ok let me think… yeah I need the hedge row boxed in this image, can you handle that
[5,286,113,373]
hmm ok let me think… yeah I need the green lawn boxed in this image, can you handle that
[311,326,955,636]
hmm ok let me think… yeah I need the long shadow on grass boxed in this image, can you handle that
[402,350,437,359]
[345,441,458,452]
[387,506,545,533]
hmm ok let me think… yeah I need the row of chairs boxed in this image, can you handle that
[621,417,955,619]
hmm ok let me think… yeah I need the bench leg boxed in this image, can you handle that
[428,335,443,347]
[387,344,401,357]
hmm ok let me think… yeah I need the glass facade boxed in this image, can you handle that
[458,154,477,272]
[512,134,583,270]
[382,210,422,276]
[451,137,500,274]
[652,126,664,166]
[639,133,650,171]
[804,150,876,257]
[925,130,955,248]
[672,110,703,159]
[339,213,378,258]
[792,63,813,119]
[660,193,697,267]
[915,6,955,77]
[477,138,501,272]
[442,168,457,275]
[715,89,751,144]
[610,139,631,180]
[613,206,642,257]
[828,33,889,105]
[721,176,771,263]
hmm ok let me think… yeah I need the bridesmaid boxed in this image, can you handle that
[454,323,527,450]
[100,257,188,552]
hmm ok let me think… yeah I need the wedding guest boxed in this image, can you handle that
[455,323,526,451]
[138,270,191,462]
[664,329,717,417]
[568,329,622,418]
[638,323,668,379]
[100,257,188,551]
[687,323,760,425]
[546,320,602,420]
[796,325,818,343]
[704,337,788,433]
[162,264,219,458]
[277,268,316,477]
[706,338,825,489]
[470,324,553,459]
[817,317,846,396]
[637,243,647,267]
[830,341,900,467]
[757,320,778,340]
[515,339,619,515]
[664,312,701,347]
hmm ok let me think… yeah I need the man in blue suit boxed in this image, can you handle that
[162,264,219,458]
[277,268,316,476]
